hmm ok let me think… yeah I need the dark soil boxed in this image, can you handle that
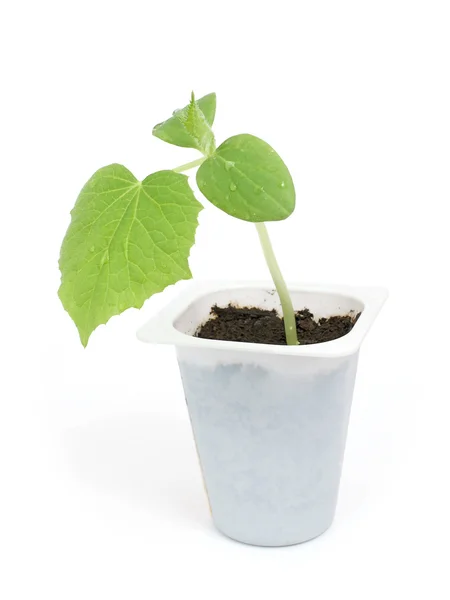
[196,305,361,346]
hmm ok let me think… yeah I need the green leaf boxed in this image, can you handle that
[152,92,216,155]
[196,93,216,126]
[196,134,295,222]
[58,164,203,346]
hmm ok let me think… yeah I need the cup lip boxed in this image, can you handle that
[136,280,388,358]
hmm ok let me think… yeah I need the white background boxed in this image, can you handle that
[1,1,447,598]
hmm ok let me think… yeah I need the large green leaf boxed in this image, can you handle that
[196,134,295,222]
[58,164,203,346]
[152,92,216,155]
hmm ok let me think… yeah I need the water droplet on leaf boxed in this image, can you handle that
[100,254,109,267]
[224,161,235,171]
[229,183,237,191]
[280,181,286,188]
[89,245,95,252]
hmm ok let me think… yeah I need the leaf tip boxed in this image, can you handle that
[79,329,90,348]
[152,122,163,139]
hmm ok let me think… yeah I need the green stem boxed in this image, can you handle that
[172,157,205,173]
[255,223,299,345]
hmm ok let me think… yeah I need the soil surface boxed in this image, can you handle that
[196,305,360,346]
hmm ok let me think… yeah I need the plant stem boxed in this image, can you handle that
[172,157,205,173]
[255,223,299,345]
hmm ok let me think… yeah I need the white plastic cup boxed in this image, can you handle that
[138,282,387,546]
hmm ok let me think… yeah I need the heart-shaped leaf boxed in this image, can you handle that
[196,134,295,222]
[58,164,203,346]
[153,92,216,155]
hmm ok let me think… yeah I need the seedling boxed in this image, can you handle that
[58,93,298,346]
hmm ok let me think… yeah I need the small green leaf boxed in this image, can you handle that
[196,134,295,222]
[196,93,216,126]
[58,164,203,346]
[153,92,216,155]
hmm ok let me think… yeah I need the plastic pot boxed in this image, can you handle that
[137,282,387,546]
